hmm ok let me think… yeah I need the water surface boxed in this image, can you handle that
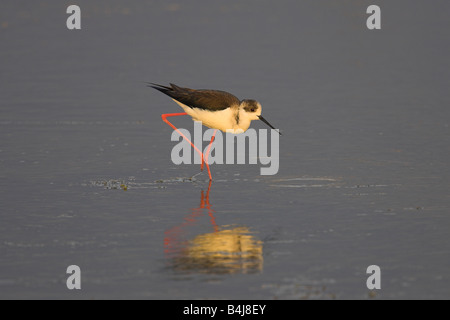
[1,0,449,299]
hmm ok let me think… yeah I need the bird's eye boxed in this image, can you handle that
[250,108,256,112]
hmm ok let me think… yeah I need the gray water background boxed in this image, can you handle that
[1,0,449,299]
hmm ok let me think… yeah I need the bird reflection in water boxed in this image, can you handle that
[164,181,263,274]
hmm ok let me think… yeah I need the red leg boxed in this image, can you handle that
[204,129,217,165]
[161,113,205,170]
[161,113,212,180]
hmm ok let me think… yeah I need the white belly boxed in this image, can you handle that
[172,99,248,133]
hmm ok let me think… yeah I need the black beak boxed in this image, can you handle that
[258,115,282,135]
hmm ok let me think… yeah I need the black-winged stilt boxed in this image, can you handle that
[149,83,280,180]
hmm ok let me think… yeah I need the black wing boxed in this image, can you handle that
[148,83,240,111]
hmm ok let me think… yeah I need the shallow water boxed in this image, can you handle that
[1,0,449,299]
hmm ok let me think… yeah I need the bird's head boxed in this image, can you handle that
[241,99,262,120]
[240,99,281,135]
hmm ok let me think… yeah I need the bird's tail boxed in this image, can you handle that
[146,82,184,92]
[146,82,173,93]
